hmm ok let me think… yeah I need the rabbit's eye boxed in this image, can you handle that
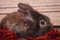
[40,21,45,25]
[39,20,47,28]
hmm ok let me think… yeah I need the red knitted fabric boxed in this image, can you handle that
[0,26,60,40]
[26,30,60,40]
[0,29,21,40]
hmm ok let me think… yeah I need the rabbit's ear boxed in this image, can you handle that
[18,3,34,11]
[18,3,34,22]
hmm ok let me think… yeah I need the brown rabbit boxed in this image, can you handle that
[0,3,52,38]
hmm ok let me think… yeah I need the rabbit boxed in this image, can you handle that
[17,3,52,37]
[0,3,52,38]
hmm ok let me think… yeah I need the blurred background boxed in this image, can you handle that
[0,0,60,26]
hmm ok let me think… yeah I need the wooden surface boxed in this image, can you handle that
[0,0,60,25]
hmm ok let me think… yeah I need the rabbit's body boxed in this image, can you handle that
[0,11,37,38]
